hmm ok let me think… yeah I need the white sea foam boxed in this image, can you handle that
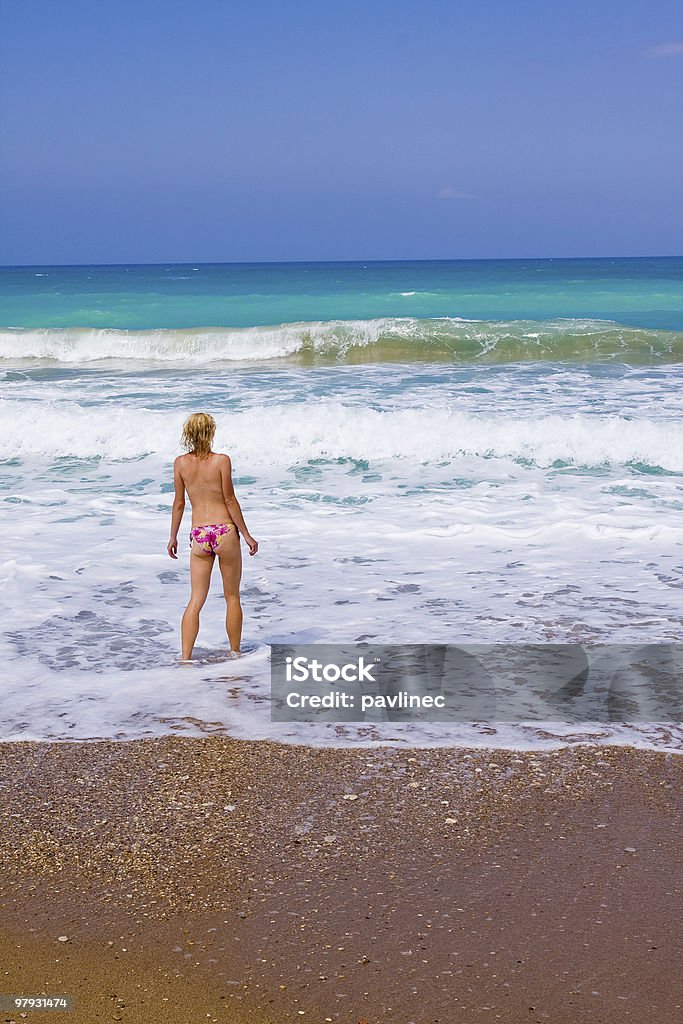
[0,321,396,362]
[1,470,681,749]
[1,398,682,471]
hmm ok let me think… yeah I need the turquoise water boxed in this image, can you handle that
[0,257,682,750]
[1,256,682,330]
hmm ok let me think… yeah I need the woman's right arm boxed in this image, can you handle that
[220,455,258,555]
[167,457,186,559]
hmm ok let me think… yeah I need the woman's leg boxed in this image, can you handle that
[181,545,214,660]
[217,530,243,652]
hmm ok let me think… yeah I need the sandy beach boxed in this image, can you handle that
[0,739,680,1023]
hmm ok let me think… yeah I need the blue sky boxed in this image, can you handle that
[1,0,681,264]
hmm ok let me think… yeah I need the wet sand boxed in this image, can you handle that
[0,738,681,1023]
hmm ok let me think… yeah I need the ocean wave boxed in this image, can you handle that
[1,399,681,470]
[0,317,681,364]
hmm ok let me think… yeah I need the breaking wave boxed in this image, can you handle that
[2,399,681,471]
[1,317,682,364]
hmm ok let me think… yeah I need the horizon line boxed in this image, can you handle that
[1,253,682,270]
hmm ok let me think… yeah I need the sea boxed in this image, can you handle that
[1,257,682,751]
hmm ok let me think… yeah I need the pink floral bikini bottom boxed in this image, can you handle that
[189,522,235,555]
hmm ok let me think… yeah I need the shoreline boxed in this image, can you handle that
[1,738,681,1022]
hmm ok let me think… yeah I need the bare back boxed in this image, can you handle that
[177,452,234,527]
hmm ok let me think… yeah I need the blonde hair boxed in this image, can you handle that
[181,412,216,459]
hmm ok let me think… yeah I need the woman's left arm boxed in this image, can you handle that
[167,457,185,559]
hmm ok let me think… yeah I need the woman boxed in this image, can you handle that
[167,412,258,660]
